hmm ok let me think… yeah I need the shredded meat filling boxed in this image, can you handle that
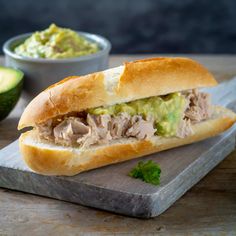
[36,89,212,147]
[176,118,193,138]
[126,115,156,140]
[53,117,90,146]
[176,89,211,137]
[184,89,211,122]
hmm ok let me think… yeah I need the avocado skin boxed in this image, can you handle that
[0,79,23,121]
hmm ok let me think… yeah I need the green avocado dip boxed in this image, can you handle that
[14,24,99,59]
[89,92,187,137]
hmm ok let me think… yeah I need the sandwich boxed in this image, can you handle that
[18,57,236,176]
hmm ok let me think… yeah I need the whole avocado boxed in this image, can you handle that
[0,66,24,121]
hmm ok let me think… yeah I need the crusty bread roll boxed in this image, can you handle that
[19,106,236,176]
[18,57,217,129]
[18,57,236,176]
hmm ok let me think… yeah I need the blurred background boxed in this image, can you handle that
[1,0,236,54]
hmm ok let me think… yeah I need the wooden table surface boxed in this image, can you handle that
[0,55,236,235]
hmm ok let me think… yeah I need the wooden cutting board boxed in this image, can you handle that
[0,79,235,218]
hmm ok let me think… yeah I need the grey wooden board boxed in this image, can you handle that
[0,79,236,218]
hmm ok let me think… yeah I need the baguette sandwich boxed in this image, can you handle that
[18,57,236,176]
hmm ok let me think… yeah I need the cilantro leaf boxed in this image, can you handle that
[129,160,161,185]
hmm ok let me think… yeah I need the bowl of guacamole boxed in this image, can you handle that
[3,24,111,97]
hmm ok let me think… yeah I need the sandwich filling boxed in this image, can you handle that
[36,89,211,148]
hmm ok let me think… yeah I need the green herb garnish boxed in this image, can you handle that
[129,160,161,185]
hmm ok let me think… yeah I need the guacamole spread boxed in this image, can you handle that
[89,93,187,137]
[14,24,99,59]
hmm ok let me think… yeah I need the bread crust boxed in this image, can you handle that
[18,57,217,129]
[19,106,236,176]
